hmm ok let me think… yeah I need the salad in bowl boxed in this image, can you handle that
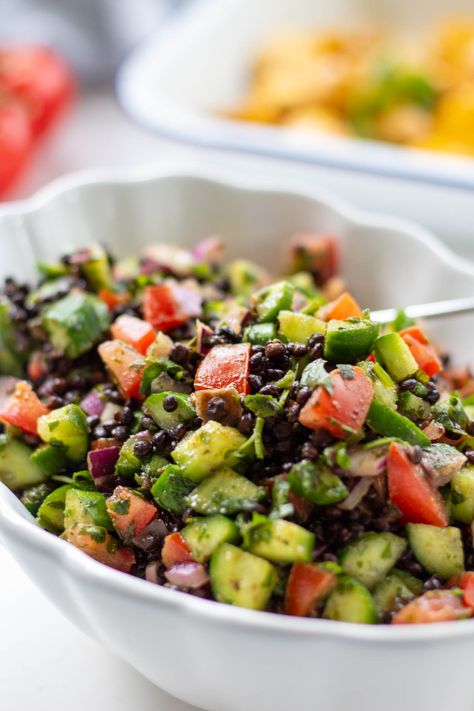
[1,231,473,626]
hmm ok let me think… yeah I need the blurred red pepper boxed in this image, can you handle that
[0,45,74,198]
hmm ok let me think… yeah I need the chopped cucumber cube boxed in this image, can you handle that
[210,543,277,610]
[181,515,240,562]
[37,404,89,462]
[407,523,465,579]
[172,421,247,482]
[340,532,406,590]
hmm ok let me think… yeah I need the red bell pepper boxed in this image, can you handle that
[98,340,145,400]
[387,442,448,527]
[449,572,474,610]
[0,380,49,435]
[400,326,442,377]
[299,366,373,439]
[288,233,339,285]
[0,46,74,138]
[97,288,130,311]
[106,486,157,544]
[161,532,194,569]
[65,524,136,573]
[27,351,47,382]
[392,590,471,624]
[111,314,156,355]
[143,282,201,332]
[194,343,251,396]
[319,291,363,321]
[0,103,31,197]
[285,563,337,617]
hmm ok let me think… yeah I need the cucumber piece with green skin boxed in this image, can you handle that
[277,310,326,343]
[340,532,407,590]
[398,391,431,421]
[31,443,68,477]
[451,466,474,523]
[186,468,265,515]
[374,332,418,382]
[226,259,268,298]
[288,459,348,506]
[36,484,73,532]
[0,297,26,375]
[373,571,419,617]
[324,319,380,363]
[0,434,46,489]
[407,523,465,579]
[171,421,247,482]
[242,516,314,564]
[181,515,240,563]
[115,437,144,478]
[79,244,113,291]
[151,465,196,515]
[20,482,52,516]
[359,360,397,410]
[323,575,377,623]
[243,323,277,345]
[210,543,277,610]
[63,489,113,531]
[255,281,295,323]
[26,276,73,307]
[37,404,89,462]
[366,400,430,446]
[143,392,195,430]
[42,292,110,358]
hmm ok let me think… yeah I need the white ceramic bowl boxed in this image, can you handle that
[0,165,474,711]
[118,0,474,190]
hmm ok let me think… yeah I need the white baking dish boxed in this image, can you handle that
[0,164,473,711]
[117,0,474,190]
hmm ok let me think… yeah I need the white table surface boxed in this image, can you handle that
[0,544,197,710]
[2,87,473,711]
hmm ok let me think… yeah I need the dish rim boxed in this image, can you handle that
[1,162,474,642]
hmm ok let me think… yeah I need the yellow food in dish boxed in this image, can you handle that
[228,18,474,156]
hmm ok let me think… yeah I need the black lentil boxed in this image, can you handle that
[133,439,153,457]
[163,395,178,412]
[206,396,227,421]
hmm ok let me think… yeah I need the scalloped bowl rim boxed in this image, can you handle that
[0,162,473,643]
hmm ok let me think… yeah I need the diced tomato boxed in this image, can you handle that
[106,486,157,544]
[111,314,156,355]
[288,233,339,285]
[97,288,130,311]
[27,351,47,382]
[194,343,251,396]
[319,291,363,321]
[299,366,373,439]
[143,282,202,332]
[0,46,74,137]
[161,532,194,569]
[98,340,145,400]
[0,380,49,435]
[400,327,442,377]
[387,442,448,527]
[285,563,337,617]
[0,102,32,197]
[392,590,471,624]
[449,572,474,610]
[65,524,135,573]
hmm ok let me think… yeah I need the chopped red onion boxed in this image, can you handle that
[87,446,120,481]
[421,444,467,487]
[346,446,387,477]
[339,478,372,510]
[141,244,193,277]
[165,563,210,589]
[80,389,105,417]
[195,319,214,356]
[423,421,445,442]
[192,235,224,264]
